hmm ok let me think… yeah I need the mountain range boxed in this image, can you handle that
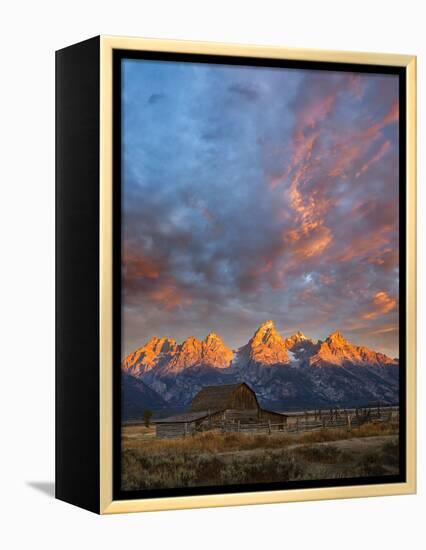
[121,320,399,419]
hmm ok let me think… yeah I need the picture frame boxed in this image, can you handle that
[56,35,416,514]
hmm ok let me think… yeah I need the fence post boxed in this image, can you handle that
[184,422,187,437]
[268,420,272,435]
[296,418,299,432]
[347,414,351,432]
[237,420,240,433]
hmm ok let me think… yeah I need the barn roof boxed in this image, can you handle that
[190,382,257,412]
[153,410,222,424]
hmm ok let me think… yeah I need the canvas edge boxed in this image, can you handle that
[99,36,417,515]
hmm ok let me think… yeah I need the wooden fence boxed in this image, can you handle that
[218,406,399,435]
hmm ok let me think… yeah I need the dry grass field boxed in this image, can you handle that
[121,422,399,490]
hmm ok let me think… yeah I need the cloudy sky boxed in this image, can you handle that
[121,58,399,357]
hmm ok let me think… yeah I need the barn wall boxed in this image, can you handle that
[206,411,224,424]
[227,385,259,410]
[259,410,288,424]
[196,412,223,428]
[223,408,259,423]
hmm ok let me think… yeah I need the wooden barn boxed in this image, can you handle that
[154,382,287,438]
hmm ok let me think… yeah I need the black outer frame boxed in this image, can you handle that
[112,50,407,502]
[56,36,101,513]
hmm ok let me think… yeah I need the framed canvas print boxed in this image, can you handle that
[55,36,416,514]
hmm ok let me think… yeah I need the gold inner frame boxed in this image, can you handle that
[99,36,416,514]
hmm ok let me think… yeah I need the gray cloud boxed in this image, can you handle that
[121,59,399,357]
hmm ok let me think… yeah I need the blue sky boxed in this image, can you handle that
[121,58,399,357]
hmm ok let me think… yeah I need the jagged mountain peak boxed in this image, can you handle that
[285,330,312,349]
[310,331,397,368]
[203,332,230,355]
[257,319,276,332]
[156,332,233,372]
[326,330,347,347]
[122,321,399,410]
[252,320,280,344]
[259,319,276,329]
[145,335,177,353]
[204,332,222,344]
[121,335,177,376]
[181,335,202,348]
[245,320,289,365]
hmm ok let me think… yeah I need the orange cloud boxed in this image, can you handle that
[256,260,274,275]
[269,132,319,191]
[123,254,160,280]
[328,141,364,178]
[283,147,333,260]
[285,222,333,259]
[123,247,193,310]
[299,94,335,129]
[364,100,399,140]
[328,101,398,181]
[334,224,393,264]
[383,100,399,125]
[374,291,397,311]
[320,273,336,285]
[356,140,391,178]
[362,291,397,320]
[368,248,398,271]
[149,283,192,311]
[368,325,398,336]
[261,77,397,294]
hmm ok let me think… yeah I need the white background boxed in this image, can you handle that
[0,0,423,548]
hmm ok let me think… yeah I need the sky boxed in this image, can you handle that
[121,58,399,358]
